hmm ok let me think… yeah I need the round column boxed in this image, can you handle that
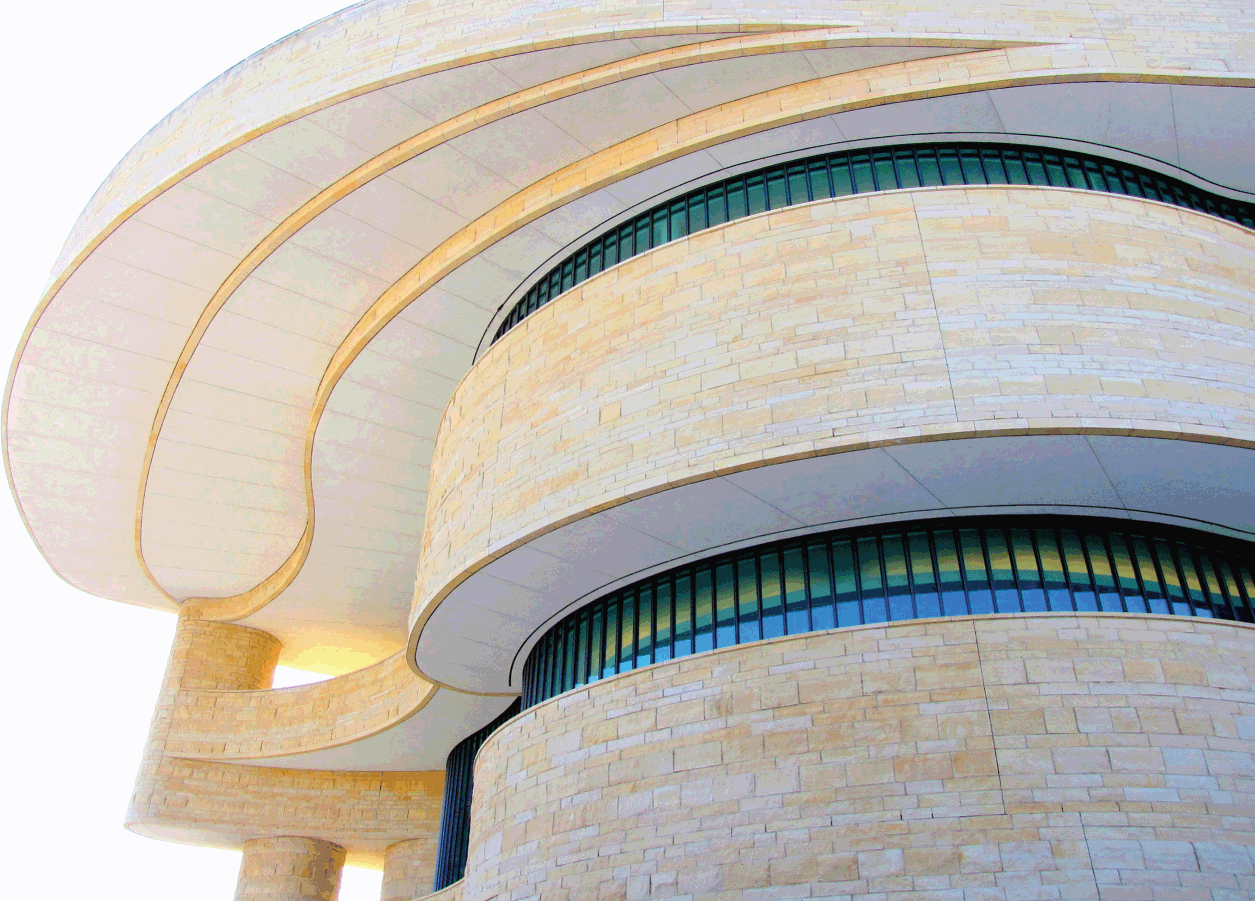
[382,838,439,901]
[234,837,346,901]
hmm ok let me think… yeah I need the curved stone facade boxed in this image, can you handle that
[423,188,1255,584]
[7,0,1255,897]
[411,187,1255,691]
[235,837,346,901]
[127,617,446,869]
[468,615,1255,900]
[166,651,434,760]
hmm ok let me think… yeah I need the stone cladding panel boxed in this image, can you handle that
[383,838,441,901]
[416,188,1255,626]
[467,614,1255,900]
[128,616,444,865]
[234,836,346,901]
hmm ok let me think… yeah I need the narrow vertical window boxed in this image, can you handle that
[573,609,589,687]
[1002,150,1030,185]
[787,163,810,203]
[707,184,727,226]
[726,178,748,220]
[935,530,967,616]
[960,528,993,615]
[588,603,604,685]
[1175,544,1210,617]
[760,549,785,640]
[937,147,964,185]
[674,570,694,656]
[1060,529,1096,611]
[850,152,876,193]
[1110,535,1148,614]
[654,579,674,662]
[694,566,714,653]
[715,561,737,647]
[872,150,897,190]
[1131,537,1169,615]
[830,155,854,196]
[809,158,833,199]
[980,148,1009,184]
[1010,528,1046,612]
[1154,538,1191,616]
[858,535,887,624]
[688,192,707,233]
[650,207,669,249]
[603,597,620,678]
[916,148,943,186]
[669,198,687,240]
[1086,533,1122,612]
[883,533,913,621]
[619,589,636,672]
[746,172,767,215]
[636,585,655,667]
[736,554,761,643]
[766,167,788,209]
[894,149,921,188]
[986,528,1021,613]
[832,539,859,627]
[908,531,940,618]
[783,546,810,634]
[808,541,836,630]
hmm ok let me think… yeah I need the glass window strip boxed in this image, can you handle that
[491,141,1255,346]
[521,518,1255,708]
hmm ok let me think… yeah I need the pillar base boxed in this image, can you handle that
[234,837,345,901]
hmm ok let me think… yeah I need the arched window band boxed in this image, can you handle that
[492,142,1255,345]
[520,517,1255,709]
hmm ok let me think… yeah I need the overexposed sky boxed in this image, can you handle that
[0,3,392,898]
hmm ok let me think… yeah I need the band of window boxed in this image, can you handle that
[433,698,522,892]
[492,142,1255,345]
[520,517,1255,709]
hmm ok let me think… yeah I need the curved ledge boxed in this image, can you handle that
[175,63,1255,626]
[164,651,437,760]
[134,28,980,618]
[409,186,1255,692]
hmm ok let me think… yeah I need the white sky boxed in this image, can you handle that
[0,3,395,898]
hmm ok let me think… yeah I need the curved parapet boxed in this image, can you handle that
[165,651,435,760]
[465,614,1255,899]
[127,615,506,874]
[411,186,1255,692]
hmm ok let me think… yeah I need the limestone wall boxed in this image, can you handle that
[415,188,1255,630]
[467,614,1255,900]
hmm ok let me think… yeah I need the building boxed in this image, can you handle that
[6,0,1255,898]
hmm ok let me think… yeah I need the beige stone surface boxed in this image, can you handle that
[466,614,1255,900]
[382,838,439,901]
[166,651,435,760]
[414,187,1255,634]
[235,836,346,901]
[128,616,444,866]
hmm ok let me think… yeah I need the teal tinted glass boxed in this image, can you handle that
[492,142,1253,344]
[760,550,785,640]
[694,567,714,652]
[908,532,940,618]
[808,542,835,630]
[736,555,761,643]
[715,561,736,647]
[522,519,1253,708]
[655,580,673,661]
[783,546,808,634]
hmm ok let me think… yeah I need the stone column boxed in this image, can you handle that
[382,837,439,901]
[128,614,282,826]
[234,837,346,901]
